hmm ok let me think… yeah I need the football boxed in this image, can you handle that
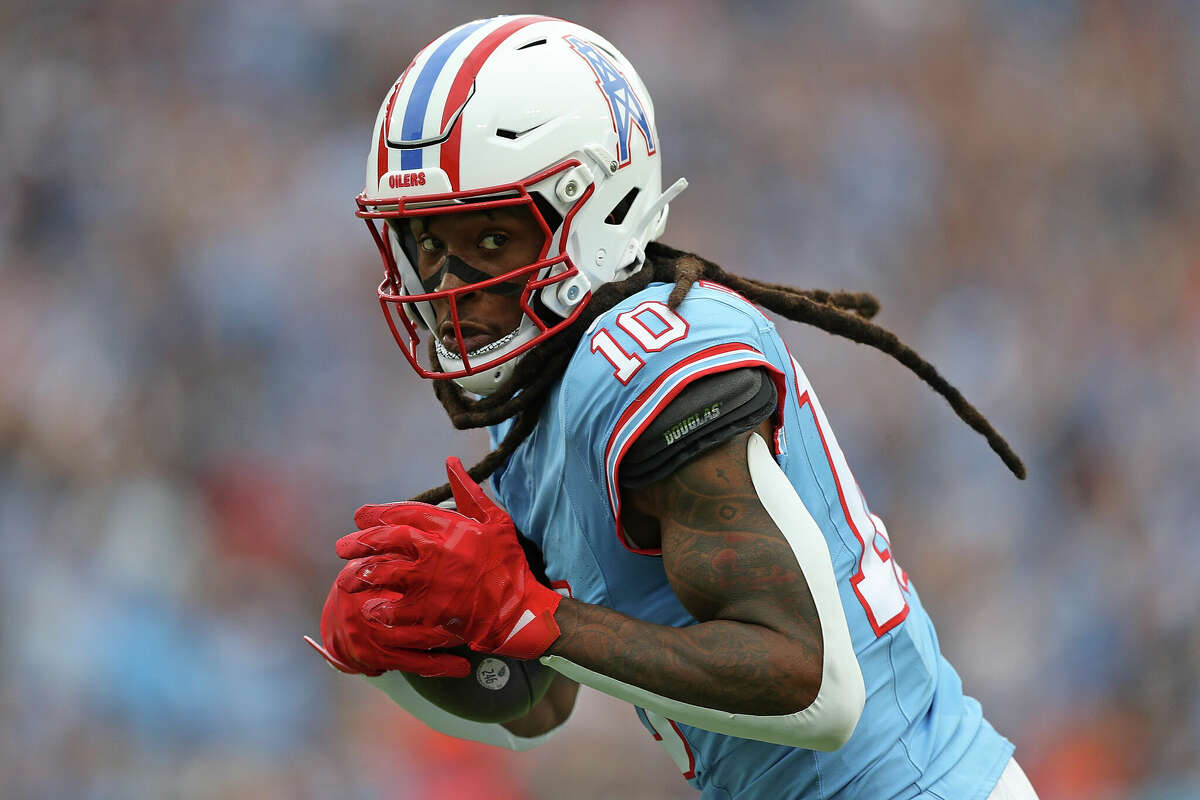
[404,645,557,724]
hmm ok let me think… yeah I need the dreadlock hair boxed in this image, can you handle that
[412,241,1025,503]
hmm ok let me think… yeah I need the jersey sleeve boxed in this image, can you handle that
[558,282,789,555]
[618,365,777,489]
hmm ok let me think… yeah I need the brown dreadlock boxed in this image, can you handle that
[412,241,1025,503]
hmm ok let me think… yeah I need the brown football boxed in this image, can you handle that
[403,645,557,724]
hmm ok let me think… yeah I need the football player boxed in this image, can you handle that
[309,15,1039,799]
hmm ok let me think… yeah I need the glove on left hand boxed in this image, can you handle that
[305,583,471,678]
[335,457,562,661]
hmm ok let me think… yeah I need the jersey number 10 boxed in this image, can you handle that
[590,301,690,384]
[797,382,911,637]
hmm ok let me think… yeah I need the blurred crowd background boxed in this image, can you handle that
[2,1,1197,798]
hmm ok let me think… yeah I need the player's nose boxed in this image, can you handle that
[433,267,466,293]
[432,253,492,296]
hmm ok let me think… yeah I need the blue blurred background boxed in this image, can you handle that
[2,1,1197,798]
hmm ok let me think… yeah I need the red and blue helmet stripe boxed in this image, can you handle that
[376,15,556,189]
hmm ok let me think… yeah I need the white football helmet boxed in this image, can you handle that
[357,14,687,395]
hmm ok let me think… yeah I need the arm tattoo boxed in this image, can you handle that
[548,428,825,715]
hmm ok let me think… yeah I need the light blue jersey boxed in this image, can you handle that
[489,282,1012,799]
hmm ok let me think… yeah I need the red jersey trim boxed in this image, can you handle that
[797,389,910,636]
[603,343,787,555]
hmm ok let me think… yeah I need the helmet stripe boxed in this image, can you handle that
[439,15,555,190]
[376,65,412,184]
[398,19,489,171]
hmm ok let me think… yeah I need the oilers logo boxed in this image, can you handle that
[565,35,656,166]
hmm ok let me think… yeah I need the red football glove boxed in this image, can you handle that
[305,579,471,678]
[334,457,562,661]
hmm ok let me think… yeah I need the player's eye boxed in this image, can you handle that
[480,232,508,250]
[419,236,443,253]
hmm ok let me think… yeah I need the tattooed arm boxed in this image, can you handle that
[543,419,826,716]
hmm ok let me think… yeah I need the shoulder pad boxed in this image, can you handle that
[619,366,776,489]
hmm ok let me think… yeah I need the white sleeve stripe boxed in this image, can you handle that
[540,434,865,751]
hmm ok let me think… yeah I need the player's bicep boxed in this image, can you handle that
[628,422,823,645]
[617,366,777,551]
[607,424,866,744]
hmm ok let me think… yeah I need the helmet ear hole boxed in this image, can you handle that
[605,187,640,226]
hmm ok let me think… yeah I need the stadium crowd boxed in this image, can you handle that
[1,1,1197,797]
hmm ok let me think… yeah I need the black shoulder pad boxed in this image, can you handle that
[619,367,776,489]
